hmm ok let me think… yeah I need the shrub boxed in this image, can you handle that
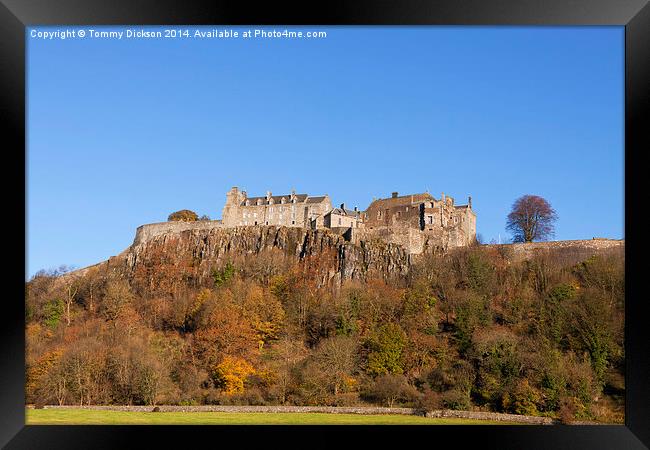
[442,389,471,410]
[417,388,443,411]
[212,262,236,288]
[168,210,198,222]
[362,374,419,407]
[559,396,579,424]
[502,379,541,416]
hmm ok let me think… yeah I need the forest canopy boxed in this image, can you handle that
[25,245,624,423]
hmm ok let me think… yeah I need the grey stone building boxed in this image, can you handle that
[221,187,332,228]
[360,191,477,250]
[324,204,362,229]
[219,186,476,254]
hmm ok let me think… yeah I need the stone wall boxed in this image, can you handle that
[482,238,624,263]
[424,409,556,424]
[133,221,224,246]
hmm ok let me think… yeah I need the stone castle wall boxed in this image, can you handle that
[133,220,224,246]
[482,238,624,262]
[349,225,468,255]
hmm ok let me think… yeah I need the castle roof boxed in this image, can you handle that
[306,196,328,204]
[241,193,329,206]
[327,207,358,217]
[366,192,434,210]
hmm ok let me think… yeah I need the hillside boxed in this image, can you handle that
[26,224,625,423]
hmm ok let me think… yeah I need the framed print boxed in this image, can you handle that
[2,0,648,448]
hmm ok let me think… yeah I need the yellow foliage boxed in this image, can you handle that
[213,356,256,395]
[26,348,63,397]
[254,368,277,387]
[239,284,285,346]
[26,323,42,340]
[191,288,212,316]
[344,376,358,391]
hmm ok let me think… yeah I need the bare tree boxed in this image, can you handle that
[315,335,357,396]
[64,279,80,326]
[506,195,558,243]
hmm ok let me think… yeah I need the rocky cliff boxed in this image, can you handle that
[100,224,413,288]
[63,223,624,289]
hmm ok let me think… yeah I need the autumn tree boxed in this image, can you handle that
[313,335,358,396]
[506,195,558,243]
[365,323,407,376]
[212,355,256,395]
[168,209,198,222]
[100,279,135,324]
[267,335,308,404]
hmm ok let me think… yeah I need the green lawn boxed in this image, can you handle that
[26,409,521,425]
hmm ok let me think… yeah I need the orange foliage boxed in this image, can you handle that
[212,355,255,395]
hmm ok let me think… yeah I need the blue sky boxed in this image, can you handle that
[27,26,624,278]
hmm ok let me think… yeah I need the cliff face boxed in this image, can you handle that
[119,225,413,287]
[63,223,624,291]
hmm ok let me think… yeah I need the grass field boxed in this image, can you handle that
[26,409,521,425]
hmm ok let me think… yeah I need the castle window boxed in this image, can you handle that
[292,220,295,225]
[397,211,401,218]
[338,217,342,226]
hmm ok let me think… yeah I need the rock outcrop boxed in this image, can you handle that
[61,222,624,290]
[120,224,412,286]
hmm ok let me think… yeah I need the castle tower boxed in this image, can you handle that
[222,186,245,226]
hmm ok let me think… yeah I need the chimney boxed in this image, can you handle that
[468,196,472,209]
[441,192,445,202]
[392,192,398,198]
[266,191,272,200]
[340,203,345,210]
[354,206,358,212]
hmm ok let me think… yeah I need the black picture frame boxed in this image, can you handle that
[2,1,648,448]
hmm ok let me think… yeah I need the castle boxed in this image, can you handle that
[221,187,476,253]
